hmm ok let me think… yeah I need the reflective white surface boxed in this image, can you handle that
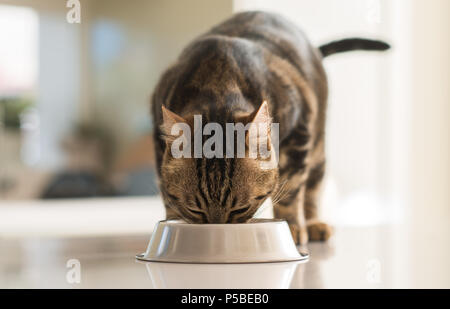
[137,219,307,263]
[0,225,449,288]
[143,261,305,289]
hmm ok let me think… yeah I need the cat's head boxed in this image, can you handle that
[159,102,279,223]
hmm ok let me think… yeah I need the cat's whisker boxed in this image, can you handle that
[272,180,289,207]
[272,188,289,207]
[271,179,287,202]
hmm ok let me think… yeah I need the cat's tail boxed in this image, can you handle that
[319,38,390,58]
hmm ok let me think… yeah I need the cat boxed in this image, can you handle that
[151,11,389,244]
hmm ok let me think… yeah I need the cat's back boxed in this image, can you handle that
[168,11,325,109]
[209,11,310,50]
[208,11,324,81]
[177,11,322,76]
[152,11,327,133]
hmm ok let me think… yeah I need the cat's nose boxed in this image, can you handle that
[207,208,227,223]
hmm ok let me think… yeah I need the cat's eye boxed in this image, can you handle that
[167,193,179,201]
[186,207,207,222]
[187,207,205,214]
[228,207,250,222]
[255,195,266,200]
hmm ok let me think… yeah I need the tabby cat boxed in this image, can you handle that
[151,11,389,244]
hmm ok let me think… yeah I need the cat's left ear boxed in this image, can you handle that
[246,101,272,153]
[161,106,188,143]
[249,101,271,134]
[249,101,277,168]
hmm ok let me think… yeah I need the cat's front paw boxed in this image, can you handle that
[307,220,333,242]
[288,223,308,245]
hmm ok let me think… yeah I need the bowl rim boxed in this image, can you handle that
[135,254,309,264]
[159,218,287,227]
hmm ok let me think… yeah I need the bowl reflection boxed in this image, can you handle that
[142,260,307,289]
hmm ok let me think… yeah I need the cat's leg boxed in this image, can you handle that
[273,138,331,243]
[273,125,312,245]
[304,160,333,241]
[304,160,324,220]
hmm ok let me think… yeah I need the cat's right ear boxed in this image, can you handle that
[161,106,187,143]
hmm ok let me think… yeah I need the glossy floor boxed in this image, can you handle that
[1,225,449,288]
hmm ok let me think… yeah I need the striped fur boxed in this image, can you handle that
[151,11,388,244]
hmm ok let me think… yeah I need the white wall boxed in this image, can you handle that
[234,0,450,287]
[406,0,450,288]
[234,0,393,225]
[37,11,81,169]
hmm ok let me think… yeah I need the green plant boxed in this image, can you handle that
[0,97,34,130]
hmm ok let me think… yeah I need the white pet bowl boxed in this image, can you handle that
[136,219,308,263]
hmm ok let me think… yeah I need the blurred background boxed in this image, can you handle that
[0,0,449,288]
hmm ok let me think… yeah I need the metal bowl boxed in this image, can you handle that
[136,219,308,263]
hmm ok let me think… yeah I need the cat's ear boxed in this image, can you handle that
[161,106,188,143]
[248,101,272,138]
[246,101,273,154]
[250,101,271,126]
